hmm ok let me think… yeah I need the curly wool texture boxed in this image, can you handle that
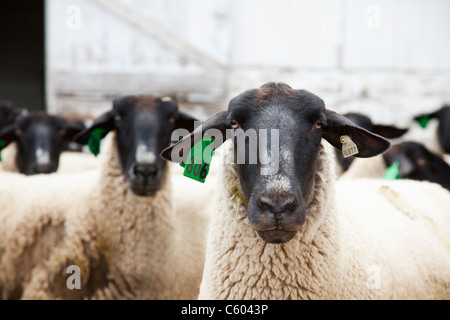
[0,144,19,173]
[0,133,209,300]
[198,141,450,300]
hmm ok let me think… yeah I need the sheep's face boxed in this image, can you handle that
[161,82,390,244]
[383,141,450,191]
[0,112,85,175]
[228,84,326,243]
[115,96,178,196]
[75,96,197,197]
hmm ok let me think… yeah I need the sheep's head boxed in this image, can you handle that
[414,105,450,153]
[75,96,197,197]
[0,112,85,175]
[383,141,450,191]
[161,83,390,243]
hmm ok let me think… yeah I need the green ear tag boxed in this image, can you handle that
[0,139,5,163]
[180,135,215,183]
[416,115,430,129]
[383,161,400,180]
[88,128,105,157]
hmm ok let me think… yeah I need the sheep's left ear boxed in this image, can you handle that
[322,110,391,158]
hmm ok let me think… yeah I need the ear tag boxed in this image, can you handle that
[340,135,359,158]
[180,135,215,183]
[161,97,172,102]
[383,161,400,180]
[88,128,105,157]
[0,139,5,163]
[416,115,430,129]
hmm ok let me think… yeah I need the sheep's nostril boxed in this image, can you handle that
[134,164,158,178]
[257,194,298,217]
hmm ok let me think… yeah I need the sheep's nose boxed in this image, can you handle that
[34,163,55,174]
[134,163,158,178]
[257,193,298,219]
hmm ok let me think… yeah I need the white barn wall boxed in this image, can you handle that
[46,0,450,126]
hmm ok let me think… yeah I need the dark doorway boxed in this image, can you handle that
[0,0,45,111]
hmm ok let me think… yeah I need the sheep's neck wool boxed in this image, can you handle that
[199,142,340,300]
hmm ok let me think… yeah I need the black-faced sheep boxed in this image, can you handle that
[162,82,450,300]
[0,112,86,174]
[0,95,211,299]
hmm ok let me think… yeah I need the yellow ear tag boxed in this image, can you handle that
[340,135,359,158]
[161,97,172,102]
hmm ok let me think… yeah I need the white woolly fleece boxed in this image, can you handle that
[198,141,450,300]
[0,132,210,299]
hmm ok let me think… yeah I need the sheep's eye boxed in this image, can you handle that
[114,115,121,122]
[314,120,323,129]
[169,117,176,124]
[15,128,23,136]
[59,129,66,136]
[230,120,239,129]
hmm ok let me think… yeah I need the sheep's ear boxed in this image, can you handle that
[371,125,408,139]
[0,124,18,150]
[174,111,198,132]
[322,110,390,158]
[161,111,230,163]
[413,109,441,129]
[73,110,117,156]
[61,120,86,142]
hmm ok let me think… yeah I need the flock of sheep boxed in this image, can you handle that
[0,82,449,300]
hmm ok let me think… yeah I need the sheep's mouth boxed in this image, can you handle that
[129,182,161,197]
[256,229,298,244]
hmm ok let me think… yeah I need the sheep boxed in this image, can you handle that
[0,111,87,174]
[161,82,450,300]
[333,112,407,176]
[0,95,211,300]
[341,141,450,191]
[413,105,450,154]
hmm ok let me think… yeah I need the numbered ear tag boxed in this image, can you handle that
[383,161,400,180]
[180,135,215,183]
[88,128,105,157]
[0,139,5,163]
[161,97,172,102]
[340,135,359,158]
[416,115,430,129]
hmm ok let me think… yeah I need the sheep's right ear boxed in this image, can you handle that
[73,110,118,156]
[161,111,231,163]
